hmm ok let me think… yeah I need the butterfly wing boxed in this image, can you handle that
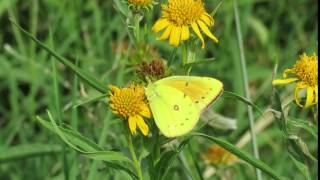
[155,76,223,111]
[145,83,200,137]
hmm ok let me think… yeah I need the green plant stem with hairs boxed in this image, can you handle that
[126,128,144,180]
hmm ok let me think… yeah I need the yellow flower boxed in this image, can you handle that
[152,0,218,48]
[202,145,237,166]
[273,53,318,108]
[128,0,153,6]
[109,84,152,136]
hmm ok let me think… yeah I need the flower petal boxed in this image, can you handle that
[305,86,317,108]
[204,13,214,23]
[139,103,152,118]
[197,20,218,43]
[191,22,205,48]
[135,115,149,136]
[158,25,173,40]
[283,69,294,78]
[295,82,307,108]
[169,26,181,46]
[128,116,137,135]
[272,78,299,85]
[180,26,190,41]
[201,14,213,26]
[152,18,170,33]
[109,85,120,93]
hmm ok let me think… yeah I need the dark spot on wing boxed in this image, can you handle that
[185,118,189,121]
[201,96,205,99]
[183,93,187,98]
[174,105,179,111]
[180,123,184,126]
[195,101,199,103]
[185,82,189,87]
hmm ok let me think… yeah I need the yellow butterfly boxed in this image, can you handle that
[145,76,223,137]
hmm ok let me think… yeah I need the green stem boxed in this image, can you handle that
[181,44,187,66]
[126,132,144,180]
[134,14,141,45]
[233,0,262,180]
[312,106,318,124]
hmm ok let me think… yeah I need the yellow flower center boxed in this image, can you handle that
[163,0,205,26]
[109,84,146,118]
[128,0,152,6]
[292,53,318,86]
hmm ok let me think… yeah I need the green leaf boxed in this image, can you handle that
[210,0,223,16]
[36,111,132,164]
[223,91,264,116]
[10,20,108,94]
[113,0,128,17]
[0,144,62,163]
[287,135,317,162]
[73,94,107,108]
[154,138,190,180]
[183,57,216,68]
[289,154,312,180]
[37,116,103,152]
[190,133,283,180]
[287,117,318,140]
[271,89,287,133]
[103,162,138,180]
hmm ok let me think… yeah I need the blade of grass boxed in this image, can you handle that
[37,112,133,164]
[190,133,282,180]
[8,8,27,55]
[70,57,79,180]
[0,144,62,162]
[50,32,69,180]
[210,0,223,16]
[72,94,107,109]
[233,0,262,179]
[10,20,108,94]
[87,112,113,180]
[223,91,264,116]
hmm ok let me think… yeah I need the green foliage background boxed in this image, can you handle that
[0,0,318,179]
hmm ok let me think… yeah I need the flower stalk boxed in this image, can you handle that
[125,129,144,180]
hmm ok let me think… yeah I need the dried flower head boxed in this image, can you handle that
[273,53,318,108]
[138,59,166,80]
[109,84,151,136]
[152,0,218,48]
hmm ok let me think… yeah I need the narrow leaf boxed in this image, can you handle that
[10,20,108,94]
[223,91,264,116]
[0,144,62,163]
[73,94,107,108]
[190,133,282,180]
[37,112,132,164]
[289,155,312,180]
